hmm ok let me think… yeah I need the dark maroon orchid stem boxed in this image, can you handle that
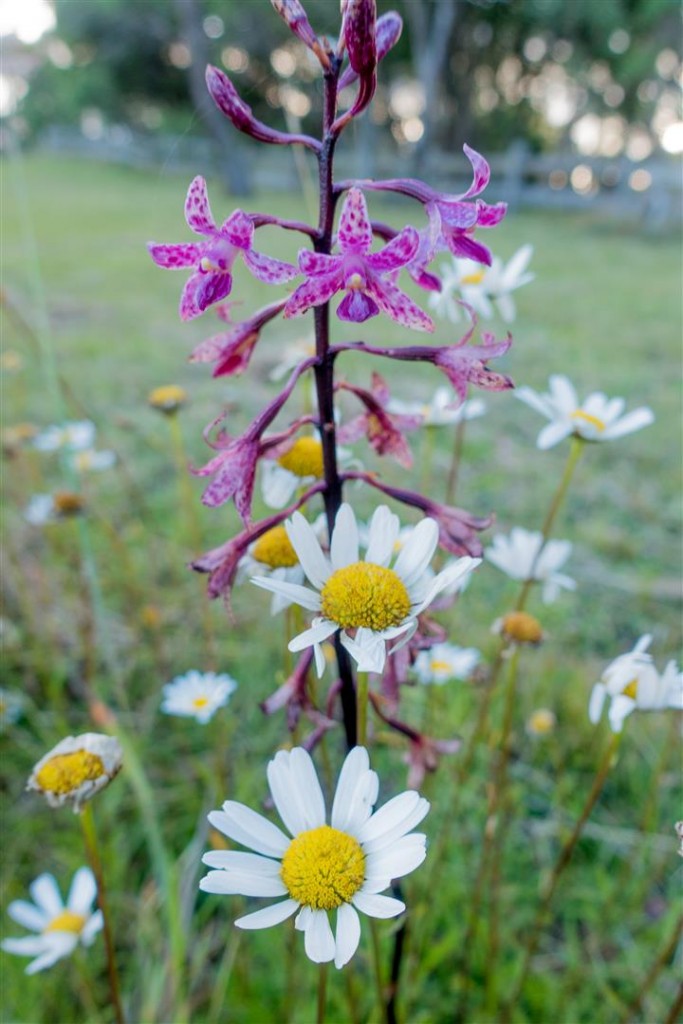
[312,57,357,751]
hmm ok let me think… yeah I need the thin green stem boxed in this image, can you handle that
[369,920,386,1022]
[502,731,621,1020]
[80,804,125,1024]
[445,414,468,505]
[618,912,683,1024]
[317,961,328,1024]
[357,672,369,747]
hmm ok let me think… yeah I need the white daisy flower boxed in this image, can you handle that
[200,745,429,969]
[269,335,316,381]
[27,733,123,812]
[161,670,238,724]
[515,374,654,450]
[485,527,576,604]
[24,492,85,525]
[70,449,117,473]
[412,643,481,685]
[237,516,327,615]
[428,246,534,325]
[589,636,683,733]
[261,436,326,509]
[478,244,534,324]
[2,868,103,974]
[387,388,486,427]
[33,421,96,453]
[252,504,480,676]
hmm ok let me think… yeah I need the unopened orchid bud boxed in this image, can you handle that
[271,0,329,67]
[339,10,402,90]
[340,0,377,75]
[205,66,319,151]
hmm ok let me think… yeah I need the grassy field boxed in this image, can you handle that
[1,153,681,1024]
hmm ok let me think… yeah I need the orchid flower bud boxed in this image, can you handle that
[270,0,330,68]
[339,10,402,90]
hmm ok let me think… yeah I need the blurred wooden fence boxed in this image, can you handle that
[36,124,681,229]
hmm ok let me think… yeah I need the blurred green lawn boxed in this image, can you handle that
[1,154,681,1023]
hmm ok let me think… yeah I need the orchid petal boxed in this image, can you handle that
[338,188,373,253]
[243,248,298,284]
[184,176,216,234]
[366,277,434,332]
[284,271,345,318]
[148,242,202,268]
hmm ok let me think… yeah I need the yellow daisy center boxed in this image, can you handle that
[281,825,365,910]
[527,709,556,735]
[461,270,485,285]
[500,611,543,645]
[571,409,606,432]
[430,659,453,674]
[44,911,87,935]
[35,751,106,796]
[252,525,299,568]
[277,437,324,478]
[148,385,187,412]
[192,696,210,709]
[320,562,411,632]
[622,679,638,699]
[53,491,84,516]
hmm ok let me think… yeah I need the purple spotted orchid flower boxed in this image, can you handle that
[284,187,434,331]
[148,176,297,321]
[337,373,422,467]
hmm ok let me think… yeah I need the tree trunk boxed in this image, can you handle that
[173,0,251,196]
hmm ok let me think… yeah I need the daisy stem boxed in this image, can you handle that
[501,731,621,1020]
[618,911,683,1024]
[316,961,328,1024]
[357,673,369,746]
[369,920,386,1021]
[79,803,125,1024]
[419,426,437,494]
[445,414,468,505]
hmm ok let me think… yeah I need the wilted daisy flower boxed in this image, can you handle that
[494,610,544,645]
[70,449,117,473]
[0,688,23,729]
[589,635,683,733]
[27,733,123,812]
[2,868,103,974]
[252,504,480,675]
[515,374,654,449]
[148,384,188,414]
[161,670,238,724]
[412,643,480,685]
[485,527,575,604]
[200,746,429,968]
[33,421,96,453]
[388,388,486,427]
[24,492,85,526]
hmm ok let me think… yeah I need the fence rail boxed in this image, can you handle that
[34,124,681,229]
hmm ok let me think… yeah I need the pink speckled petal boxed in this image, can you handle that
[366,226,419,272]
[366,276,434,332]
[243,248,298,284]
[476,200,507,227]
[437,201,479,230]
[299,250,343,276]
[195,271,233,314]
[148,242,202,268]
[179,272,204,321]
[184,176,216,235]
[338,188,373,254]
[337,289,379,322]
[444,230,492,266]
[460,144,491,200]
[222,209,254,250]
[283,271,344,318]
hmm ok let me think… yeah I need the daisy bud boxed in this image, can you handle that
[148,384,187,415]
[28,734,123,813]
[495,611,544,646]
[526,708,557,736]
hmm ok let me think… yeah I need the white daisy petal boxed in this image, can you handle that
[201,851,283,874]
[331,748,376,833]
[335,903,361,969]
[364,506,400,567]
[393,518,439,587]
[267,750,310,836]
[25,939,77,975]
[330,504,359,569]
[80,911,104,945]
[67,867,96,917]
[235,899,300,931]
[352,892,405,919]
[199,869,288,898]
[537,421,571,450]
[289,619,339,653]
[340,629,388,674]
[313,642,327,677]
[364,834,427,880]
[286,512,332,589]
[1,936,48,956]
[288,748,327,829]
[295,906,312,932]
[251,576,321,612]
[7,901,48,932]
[304,909,336,963]
[29,875,63,918]
[357,791,427,847]
[208,803,290,858]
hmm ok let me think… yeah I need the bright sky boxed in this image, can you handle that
[0,0,56,44]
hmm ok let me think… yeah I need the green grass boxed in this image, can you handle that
[1,154,681,1024]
